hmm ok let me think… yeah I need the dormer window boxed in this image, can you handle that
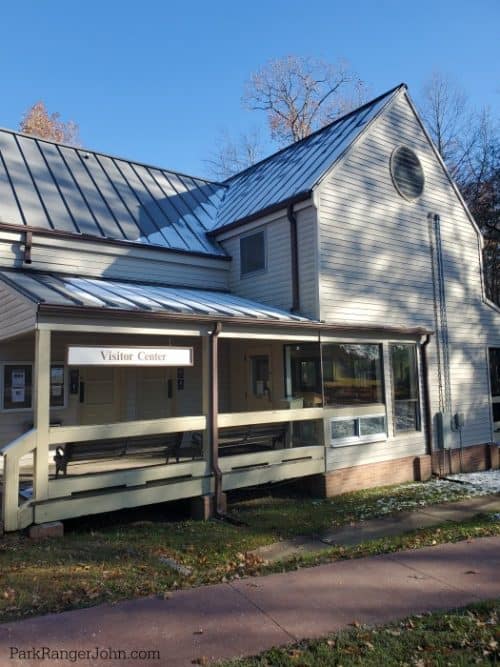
[240,230,266,276]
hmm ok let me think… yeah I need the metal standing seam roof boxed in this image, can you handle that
[0,129,227,256]
[0,270,314,323]
[0,85,404,252]
[213,84,405,230]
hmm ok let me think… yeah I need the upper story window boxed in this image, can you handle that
[390,146,424,200]
[240,230,266,276]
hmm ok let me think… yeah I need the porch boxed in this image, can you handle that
[0,270,430,531]
[0,272,333,530]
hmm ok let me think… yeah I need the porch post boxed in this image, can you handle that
[33,328,51,501]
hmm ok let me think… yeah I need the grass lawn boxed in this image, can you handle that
[220,599,500,666]
[0,480,498,623]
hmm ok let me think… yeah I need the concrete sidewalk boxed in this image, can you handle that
[1,536,499,666]
[252,493,500,562]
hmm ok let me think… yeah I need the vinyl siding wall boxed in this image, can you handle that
[317,92,500,468]
[0,232,229,290]
[219,205,319,319]
[0,282,36,341]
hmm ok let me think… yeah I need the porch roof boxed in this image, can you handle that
[0,269,313,324]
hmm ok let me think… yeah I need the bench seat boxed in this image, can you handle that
[219,423,288,453]
[53,432,201,478]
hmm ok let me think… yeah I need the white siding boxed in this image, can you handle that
[0,282,36,341]
[219,205,319,319]
[0,233,230,291]
[317,91,500,456]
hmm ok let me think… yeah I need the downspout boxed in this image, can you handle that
[287,203,300,313]
[421,333,433,457]
[210,321,224,515]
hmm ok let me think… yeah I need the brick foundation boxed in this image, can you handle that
[306,454,432,498]
[28,521,64,540]
[304,443,499,498]
[431,443,499,476]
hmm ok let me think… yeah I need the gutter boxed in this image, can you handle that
[421,333,434,456]
[287,203,300,312]
[0,221,231,263]
[37,303,433,337]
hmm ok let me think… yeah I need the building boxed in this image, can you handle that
[0,84,498,532]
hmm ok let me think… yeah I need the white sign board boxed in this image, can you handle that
[67,346,193,367]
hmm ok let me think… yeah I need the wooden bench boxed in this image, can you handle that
[53,432,202,478]
[219,423,288,454]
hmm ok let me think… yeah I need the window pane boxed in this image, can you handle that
[493,403,500,423]
[50,365,65,408]
[390,344,420,432]
[394,400,419,432]
[240,231,265,275]
[490,349,500,397]
[251,356,269,397]
[285,343,322,406]
[391,344,418,400]
[322,344,384,405]
[331,419,357,440]
[359,415,386,436]
[3,365,32,409]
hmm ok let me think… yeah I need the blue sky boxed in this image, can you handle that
[1,0,498,178]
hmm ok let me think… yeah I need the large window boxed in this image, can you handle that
[285,343,322,407]
[490,348,500,429]
[2,364,65,410]
[240,231,265,276]
[321,344,384,406]
[490,348,500,397]
[390,344,420,432]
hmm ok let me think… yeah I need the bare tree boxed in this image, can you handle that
[19,101,80,145]
[419,72,500,306]
[419,72,478,181]
[243,56,367,145]
[205,129,264,181]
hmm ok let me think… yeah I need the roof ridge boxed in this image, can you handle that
[223,83,407,184]
[0,125,226,187]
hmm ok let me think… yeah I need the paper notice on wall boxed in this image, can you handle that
[11,370,26,387]
[51,367,64,384]
[51,385,63,397]
[11,387,25,403]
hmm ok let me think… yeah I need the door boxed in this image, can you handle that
[136,367,174,420]
[489,348,500,439]
[79,367,122,425]
[246,347,273,412]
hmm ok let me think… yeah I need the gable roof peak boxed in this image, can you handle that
[213,83,406,231]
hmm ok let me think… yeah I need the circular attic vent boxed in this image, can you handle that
[390,146,424,200]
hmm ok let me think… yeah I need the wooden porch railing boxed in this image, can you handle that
[1,407,336,530]
[1,429,37,531]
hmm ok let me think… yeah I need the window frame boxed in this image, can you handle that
[321,342,385,407]
[1,362,67,413]
[239,229,267,277]
[389,343,421,433]
[329,413,387,447]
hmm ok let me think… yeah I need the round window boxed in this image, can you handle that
[390,146,424,200]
